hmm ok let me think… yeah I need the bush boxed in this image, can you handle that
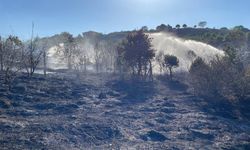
[189,56,250,101]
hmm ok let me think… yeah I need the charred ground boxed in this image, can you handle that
[0,73,249,149]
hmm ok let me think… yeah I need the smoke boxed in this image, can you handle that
[149,32,225,71]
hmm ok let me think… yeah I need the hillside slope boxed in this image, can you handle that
[0,73,249,149]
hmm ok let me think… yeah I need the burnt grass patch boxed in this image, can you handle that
[108,79,156,104]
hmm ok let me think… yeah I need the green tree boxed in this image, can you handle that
[233,25,249,32]
[164,55,179,80]
[224,46,237,63]
[156,24,172,32]
[156,24,167,31]
[189,57,211,96]
[176,24,181,29]
[182,24,187,28]
[141,26,148,32]
[118,30,155,79]
[198,21,207,28]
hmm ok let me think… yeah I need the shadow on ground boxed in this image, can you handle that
[108,79,156,105]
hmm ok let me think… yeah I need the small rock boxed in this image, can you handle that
[0,99,11,108]
[141,130,167,142]
[76,101,86,105]
[164,97,168,100]
[107,91,120,97]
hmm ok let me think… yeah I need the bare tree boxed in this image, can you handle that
[156,51,165,74]
[105,40,118,73]
[96,41,112,73]
[72,44,90,73]
[95,40,117,73]
[43,47,47,76]
[0,36,3,71]
[1,36,23,88]
[23,24,43,76]
[93,41,103,73]
[40,40,48,76]
[58,32,76,70]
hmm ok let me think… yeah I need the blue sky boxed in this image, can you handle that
[0,0,249,40]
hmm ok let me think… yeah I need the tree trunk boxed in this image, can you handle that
[138,60,142,76]
[43,49,47,76]
[84,55,87,73]
[149,61,153,81]
[0,38,3,72]
[0,49,3,71]
[96,62,99,73]
[68,56,72,70]
[169,67,173,80]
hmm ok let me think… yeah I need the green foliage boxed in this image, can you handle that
[247,32,250,47]
[189,56,250,101]
[176,24,180,29]
[172,25,249,53]
[117,30,155,79]
[189,57,208,73]
[164,55,179,80]
[141,26,148,32]
[156,24,173,32]
[189,57,211,96]
[247,32,250,40]
[225,29,246,43]
[233,25,249,32]
[224,46,237,63]
[198,21,207,28]
[182,24,187,28]
[4,36,23,69]
[164,55,179,67]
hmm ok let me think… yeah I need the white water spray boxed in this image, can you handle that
[46,32,225,72]
[150,32,224,71]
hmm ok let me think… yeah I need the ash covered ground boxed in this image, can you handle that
[0,73,250,149]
